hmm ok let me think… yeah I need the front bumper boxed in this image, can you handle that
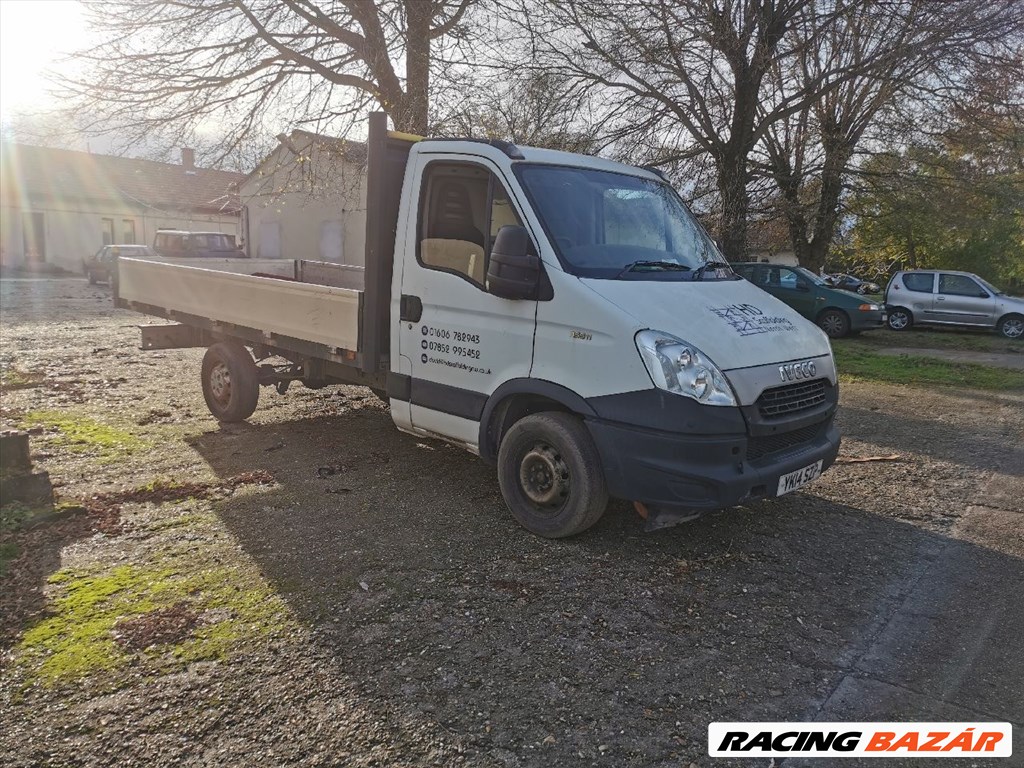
[850,308,886,331]
[585,387,840,511]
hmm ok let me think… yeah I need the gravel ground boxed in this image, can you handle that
[1,277,1022,767]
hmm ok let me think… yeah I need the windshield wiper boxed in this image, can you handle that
[692,260,732,281]
[616,261,692,278]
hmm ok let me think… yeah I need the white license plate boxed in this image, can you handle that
[881,313,888,321]
[777,460,823,496]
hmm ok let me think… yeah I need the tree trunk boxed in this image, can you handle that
[716,154,750,260]
[399,0,431,135]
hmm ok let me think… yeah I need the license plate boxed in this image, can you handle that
[777,460,823,496]
[881,313,888,321]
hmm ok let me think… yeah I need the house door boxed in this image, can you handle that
[23,212,45,263]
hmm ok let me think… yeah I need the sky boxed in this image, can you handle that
[0,0,86,124]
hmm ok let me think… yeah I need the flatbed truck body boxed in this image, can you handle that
[116,113,841,537]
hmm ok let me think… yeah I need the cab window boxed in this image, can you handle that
[419,162,524,288]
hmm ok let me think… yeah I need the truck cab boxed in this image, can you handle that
[383,135,840,534]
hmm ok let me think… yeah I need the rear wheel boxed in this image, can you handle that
[887,308,913,331]
[817,309,850,338]
[201,342,260,422]
[87,270,97,285]
[997,314,1024,340]
[497,412,608,538]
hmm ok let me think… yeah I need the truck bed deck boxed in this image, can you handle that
[116,257,365,353]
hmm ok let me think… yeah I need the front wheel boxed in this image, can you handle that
[201,342,260,422]
[87,270,97,285]
[497,412,608,538]
[887,308,913,331]
[817,309,850,339]
[997,314,1024,340]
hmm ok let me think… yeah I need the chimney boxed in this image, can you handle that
[181,147,195,169]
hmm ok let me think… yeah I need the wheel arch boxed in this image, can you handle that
[478,379,596,464]
[815,306,850,323]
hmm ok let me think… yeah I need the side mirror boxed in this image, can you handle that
[486,225,540,300]
[978,291,989,298]
[796,280,811,292]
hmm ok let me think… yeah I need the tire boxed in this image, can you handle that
[887,307,913,331]
[87,270,97,285]
[200,342,260,422]
[817,309,850,339]
[997,314,1024,340]
[497,412,609,538]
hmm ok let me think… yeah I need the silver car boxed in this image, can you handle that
[884,270,1024,339]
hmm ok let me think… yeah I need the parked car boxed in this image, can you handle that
[825,272,880,295]
[83,244,156,284]
[884,270,1024,339]
[734,262,886,338]
[153,230,246,259]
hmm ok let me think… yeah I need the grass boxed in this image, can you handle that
[15,557,292,686]
[855,327,1021,354]
[834,342,1024,391]
[20,411,146,457]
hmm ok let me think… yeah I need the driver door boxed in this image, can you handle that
[396,155,537,446]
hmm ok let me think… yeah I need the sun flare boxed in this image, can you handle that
[0,0,86,122]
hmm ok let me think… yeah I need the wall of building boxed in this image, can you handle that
[240,143,367,267]
[0,199,238,271]
[746,249,799,267]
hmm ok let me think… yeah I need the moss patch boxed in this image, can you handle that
[0,501,37,533]
[21,411,146,457]
[16,558,291,686]
[0,366,45,391]
[0,540,21,578]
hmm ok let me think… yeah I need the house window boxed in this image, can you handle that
[101,218,115,245]
[123,219,136,244]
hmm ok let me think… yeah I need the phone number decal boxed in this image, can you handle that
[419,325,490,374]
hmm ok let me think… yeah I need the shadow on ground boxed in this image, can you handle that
[186,404,1024,766]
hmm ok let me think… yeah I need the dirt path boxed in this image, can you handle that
[2,277,1022,766]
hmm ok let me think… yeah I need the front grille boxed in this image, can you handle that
[747,422,824,461]
[757,379,827,419]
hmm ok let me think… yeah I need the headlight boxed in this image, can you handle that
[635,330,737,406]
[858,303,881,311]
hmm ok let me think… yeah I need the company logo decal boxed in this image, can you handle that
[709,303,796,336]
[708,722,1012,758]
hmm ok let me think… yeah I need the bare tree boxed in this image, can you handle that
[511,0,832,259]
[445,71,599,152]
[60,0,479,163]
[756,0,1024,272]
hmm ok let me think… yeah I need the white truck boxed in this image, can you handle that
[115,113,841,537]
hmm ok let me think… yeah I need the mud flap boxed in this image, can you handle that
[633,501,707,532]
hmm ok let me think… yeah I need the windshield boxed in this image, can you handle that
[976,276,1003,295]
[516,164,728,280]
[795,267,827,286]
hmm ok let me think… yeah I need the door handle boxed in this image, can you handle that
[936,296,945,301]
[400,294,423,322]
